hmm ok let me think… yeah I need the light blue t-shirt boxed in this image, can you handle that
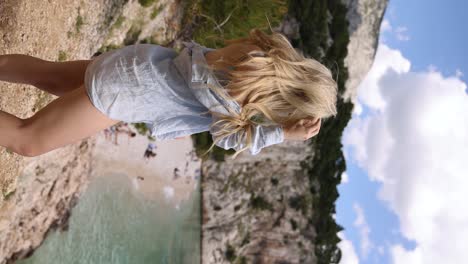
[151,40,285,155]
[85,40,284,155]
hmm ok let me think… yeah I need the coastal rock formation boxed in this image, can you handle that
[0,142,93,263]
[341,0,389,103]
[0,0,184,263]
[201,141,316,263]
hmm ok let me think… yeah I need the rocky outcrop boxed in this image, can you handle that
[0,142,93,263]
[201,141,316,264]
[341,0,389,102]
[0,0,184,263]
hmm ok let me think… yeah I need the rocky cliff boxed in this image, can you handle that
[0,0,184,262]
[341,0,389,103]
[201,141,316,263]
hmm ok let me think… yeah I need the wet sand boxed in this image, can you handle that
[90,126,202,209]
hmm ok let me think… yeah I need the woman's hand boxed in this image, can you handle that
[283,117,321,141]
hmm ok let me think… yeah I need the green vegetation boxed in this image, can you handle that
[99,0,129,31]
[123,25,143,46]
[225,242,237,261]
[67,7,86,37]
[124,123,154,141]
[237,256,247,264]
[150,4,163,19]
[191,130,235,162]
[249,193,273,211]
[3,189,15,201]
[131,122,151,135]
[270,177,279,186]
[190,0,288,48]
[288,194,311,215]
[289,0,352,263]
[290,218,298,230]
[58,50,67,62]
[240,232,250,246]
[75,14,84,33]
[138,0,157,7]
[139,35,162,45]
[114,15,126,29]
[97,44,124,54]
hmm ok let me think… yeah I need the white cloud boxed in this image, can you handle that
[378,20,409,43]
[390,244,422,264]
[343,43,468,264]
[381,20,392,33]
[355,44,411,111]
[455,69,463,78]
[338,231,360,264]
[395,26,410,41]
[341,172,349,184]
[353,203,373,258]
[352,100,363,116]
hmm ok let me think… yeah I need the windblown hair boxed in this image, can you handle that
[202,28,338,159]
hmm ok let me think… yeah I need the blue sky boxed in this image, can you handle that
[336,1,468,263]
[383,0,467,81]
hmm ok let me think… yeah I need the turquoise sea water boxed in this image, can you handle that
[18,173,200,264]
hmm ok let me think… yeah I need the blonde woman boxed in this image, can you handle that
[0,28,336,159]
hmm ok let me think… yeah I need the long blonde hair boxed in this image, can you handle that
[202,28,338,159]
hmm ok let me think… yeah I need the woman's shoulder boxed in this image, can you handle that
[181,40,215,54]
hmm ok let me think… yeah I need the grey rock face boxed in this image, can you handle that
[341,0,389,103]
[201,141,316,264]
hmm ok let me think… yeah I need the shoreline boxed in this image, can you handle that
[90,128,202,208]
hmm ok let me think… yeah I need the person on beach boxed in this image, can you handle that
[173,167,180,180]
[103,126,118,144]
[184,160,189,175]
[188,149,199,162]
[143,149,153,160]
[110,126,119,145]
[0,28,336,159]
[143,142,157,160]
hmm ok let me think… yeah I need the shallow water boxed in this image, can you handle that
[18,173,200,264]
